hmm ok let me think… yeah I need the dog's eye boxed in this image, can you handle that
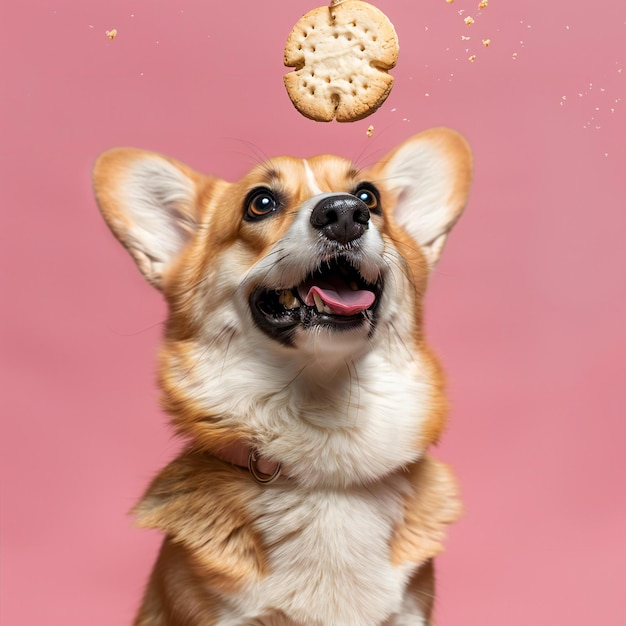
[353,184,381,214]
[245,188,279,220]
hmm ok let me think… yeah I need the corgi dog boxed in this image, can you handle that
[93,127,472,626]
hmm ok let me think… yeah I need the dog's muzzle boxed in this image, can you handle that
[248,193,384,346]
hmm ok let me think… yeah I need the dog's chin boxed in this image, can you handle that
[249,257,383,349]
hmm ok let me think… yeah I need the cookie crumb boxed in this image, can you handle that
[468,55,477,62]
[464,16,475,26]
[106,29,118,40]
[482,38,491,47]
[366,125,374,137]
[478,0,488,8]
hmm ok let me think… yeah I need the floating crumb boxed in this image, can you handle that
[446,0,454,3]
[106,29,118,40]
[482,38,491,47]
[468,55,477,62]
[461,35,471,41]
[464,16,475,26]
[478,0,488,8]
[512,52,518,59]
[366,125,374,137]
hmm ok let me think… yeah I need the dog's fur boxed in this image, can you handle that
[93,127,472,626]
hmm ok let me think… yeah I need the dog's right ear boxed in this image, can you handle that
[93,148,223,290]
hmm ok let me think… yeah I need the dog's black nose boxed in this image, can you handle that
[310,195,370,245]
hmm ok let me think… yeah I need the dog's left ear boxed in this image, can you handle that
[375,127,473,267]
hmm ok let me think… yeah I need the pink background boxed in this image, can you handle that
[2,1,625,624]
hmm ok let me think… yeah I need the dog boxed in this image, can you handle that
[93,127,472,626]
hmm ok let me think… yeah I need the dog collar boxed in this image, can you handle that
[213,442,282,484]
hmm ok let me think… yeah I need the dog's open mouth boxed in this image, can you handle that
[250,257,382,343]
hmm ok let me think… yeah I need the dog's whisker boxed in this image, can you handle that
[240,247,288,283]
[170,326,239,392]
[344,358,361,426]
[383,234,424,257]
[219,327,239,381]
[414,588,437,601]
[381,252,419,295]
[388,319,416,362]
[278,361,311,393]
[107,318,166,337]
[223,137,272,167]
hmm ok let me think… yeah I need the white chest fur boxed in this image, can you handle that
[223,476,418,626]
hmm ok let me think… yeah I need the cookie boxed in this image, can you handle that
[284,0,399,122]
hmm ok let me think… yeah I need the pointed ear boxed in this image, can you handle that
[375,127,473,267]
[93,148,220,289]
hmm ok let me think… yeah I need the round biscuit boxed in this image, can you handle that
[284,1,399,122]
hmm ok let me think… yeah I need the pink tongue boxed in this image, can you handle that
[304,285,375,315]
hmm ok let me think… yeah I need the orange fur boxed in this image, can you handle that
[390,455,463,566]
[133,452,267,590]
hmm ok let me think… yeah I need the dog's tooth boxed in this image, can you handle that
[322,303,333,314]
[279,290,300,309]
[313,292,324,313]
[287,293,301,309]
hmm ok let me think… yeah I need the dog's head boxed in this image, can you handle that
[94,128,472,486]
